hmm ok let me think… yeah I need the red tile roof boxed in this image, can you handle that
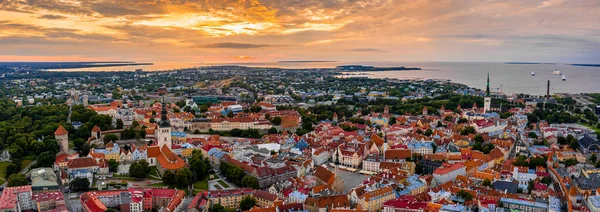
[91,125,101,132]
[54,125,68,135]
[67,157,98,169]
[433,163,465,175]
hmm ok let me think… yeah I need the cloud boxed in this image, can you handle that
[38,14,66,20]
[345,48,388,52]
[196,42,274,49]
[0,0,598,63]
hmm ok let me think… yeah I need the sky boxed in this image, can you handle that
[0,0,599,63]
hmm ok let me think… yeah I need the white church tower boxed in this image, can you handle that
[156,100,172,149]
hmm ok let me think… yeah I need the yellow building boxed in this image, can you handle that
[358,186,395,212]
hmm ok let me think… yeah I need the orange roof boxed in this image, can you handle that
[361,186,393,201]
[147,146,161,157]
[91,125,101,132]
[55,125,68,135]
[433,163,465,175]
[156,151,187,170]
[370,133,385,147]
[473,170,500,181]
[315,166,335,185]
[569,186,578,196]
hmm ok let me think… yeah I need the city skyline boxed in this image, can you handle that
[0,0,599,63]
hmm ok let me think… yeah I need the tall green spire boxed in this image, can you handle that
[486,72,490,96]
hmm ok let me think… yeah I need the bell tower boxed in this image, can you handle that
[156,98,172,149]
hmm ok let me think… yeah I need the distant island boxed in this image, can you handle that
[278,60,338,63]
[0,62,153,70]
[336,65,421,72]
[570,64,600,67]
[505,62,557,65]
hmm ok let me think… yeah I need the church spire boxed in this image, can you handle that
[486,72,490,97]
[159,96,171,127]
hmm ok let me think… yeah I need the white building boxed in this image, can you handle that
[312,148,331,165]
[433,163,466,184]
[513,167,537,190]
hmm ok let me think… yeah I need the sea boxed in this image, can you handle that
[49,61,600,96]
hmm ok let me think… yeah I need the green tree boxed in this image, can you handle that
[175,168,193,188]
[557,136,567,145]
[7,174,28,186]
[474,134,484,143]
[424,129,433,136]
[241,175,260,189]
[457,190,473,201]
[240,196,257,211]
[79,142,91,157]
[591,153,598,163]
[162,170,176,186]
[271,117,282,125]
[570,139,580,150]
[565,158,578,167]
[527,180,534,193]
[250,106,262,113]
[4,163,19,178]
[129,160,150,178]
[103,134,119,143]
[108,159,119,173]
[528,132,538,139]
[460,126,476,135]
[210,204,225,212]
[116,119,124,129]
[69,177,90,192]
[268,127,278,134]
[36,151,56,167]
[482,179,492,187]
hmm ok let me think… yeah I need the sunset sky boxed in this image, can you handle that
[0,0,598,63]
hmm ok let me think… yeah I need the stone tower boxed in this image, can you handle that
[156,99,172,149]
[54,125,69,153]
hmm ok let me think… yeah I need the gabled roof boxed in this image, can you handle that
[147,146,161,157]
[55,125,68,135]
[91,125,101,133]
[314,166,334,185]
[370,133,385,147]
[67,157,98,169]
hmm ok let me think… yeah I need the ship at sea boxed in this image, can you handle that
[553,70,561,75]
[562,75,566,81]
[531,71,535,76]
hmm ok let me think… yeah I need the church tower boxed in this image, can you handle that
[156,99,172,149]
[54,125,69,153]
[484,72,491,113]
[382,132,389,160]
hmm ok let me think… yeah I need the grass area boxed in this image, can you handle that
[21,160,33,169]
[23,155,36,160]
[217,180,230,188]
[193,179,208,190]
[149,166,158,176]
[0,162,11,179]
[214,185,222,190]
[0,179,5,185]
[582,123,600,134]
[148,182,168,187]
